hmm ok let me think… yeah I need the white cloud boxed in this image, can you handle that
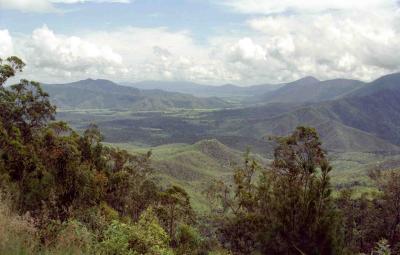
[236,9,400,82]
[7,26,124,82]
[3,26,234,84]
[228,38,266,63]
[220,0,397,14]
[83,27,235,83]
[0,0,130,13]
[0,30,14,57]
[4,0,400,86]
[206,0,400,83]
[0,0,56,13]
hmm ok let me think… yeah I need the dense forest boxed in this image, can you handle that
[1,56,400,254]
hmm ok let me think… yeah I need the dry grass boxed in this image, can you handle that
[0,193,39,254]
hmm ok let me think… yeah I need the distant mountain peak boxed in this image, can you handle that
[81,78,115,83]
[297,76,320,84]
[372,72,400,83]
[347,71,400,97]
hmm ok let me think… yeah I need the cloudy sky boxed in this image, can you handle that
[1,0,400,85]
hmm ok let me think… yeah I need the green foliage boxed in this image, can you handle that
[2,56,400,255]
[99,220,135,255]
[157,185,195,237]
[209,127,344,254]
[0,57,163,226]
[0,56,25,85]
[371,240,392,255]
[52,220,94,255]
[338,169,400,254]
[131,207,174,255]
[99,208,174,255]
[0,56,194,255]
[174,224,203,255]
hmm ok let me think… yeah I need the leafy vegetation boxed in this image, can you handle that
[0,56,223,254]
[1,56,400,254]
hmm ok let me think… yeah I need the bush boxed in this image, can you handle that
[0,194,39,255]
[129,207,174,255]
[51,220,95,255]
[99,220,135,255]
[99,207,174,255]
[174,224,203,255]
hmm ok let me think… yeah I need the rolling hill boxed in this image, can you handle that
[347,72,400,97]
[256,77,365,103]
[112,139,262,211]
[43,79,230,111]
[54,73,400,154]
[123,80,284,98]
[48,72,400,209]
[203,72,400,152]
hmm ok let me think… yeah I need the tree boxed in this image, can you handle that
[0,56,200,254]
[205,151,263,254]
[262,126,343,254]
[0,56,25,86]
[157,185,195,237]
[211,127,343,254]
[370,169,400,247]
[337,168,400,254]
[105,146,158,220]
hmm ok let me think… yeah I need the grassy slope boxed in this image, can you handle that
[110,140,266,212]
[109,139,400,211]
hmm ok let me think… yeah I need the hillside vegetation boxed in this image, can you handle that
[111,140,261,211]
[2,56,400,254]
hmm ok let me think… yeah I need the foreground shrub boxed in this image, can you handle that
[51,220,95,255]
[0,194,39,254]
[174,223,203,255]
[99,207,174,255]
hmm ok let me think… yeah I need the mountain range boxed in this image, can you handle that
[254,76,366,103]
[43,79,229,111]
[46,72,400,155]
[122,80,284,98]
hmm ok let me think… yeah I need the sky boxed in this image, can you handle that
[1,0,400,85]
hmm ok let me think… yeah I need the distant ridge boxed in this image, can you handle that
[347,72,400,97]
[47,71,400,155]
[123,75,368,103]
[122,80,284,98]
[255,77,365,103]
[43,79,230,111]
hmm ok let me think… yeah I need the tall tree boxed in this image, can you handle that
[211,127,343,254]
[157,185,195,237]
[262,126,343,254]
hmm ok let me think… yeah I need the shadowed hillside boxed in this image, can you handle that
[123,80,284,98]
[256,77,365,103]
[43,79,230,111]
